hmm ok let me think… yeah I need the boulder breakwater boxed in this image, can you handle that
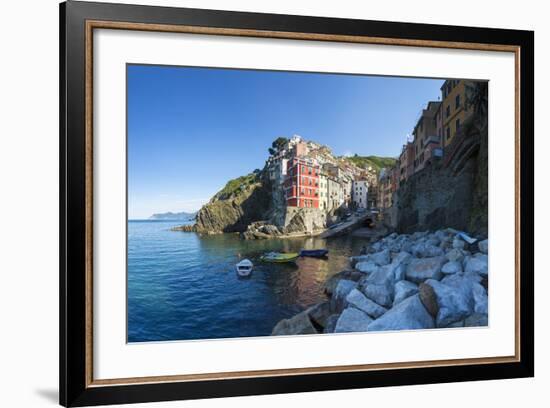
[272,228,488,335]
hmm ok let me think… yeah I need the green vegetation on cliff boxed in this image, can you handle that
[191,171,272,233]
[214,173,260,201]
[346,155,397,173]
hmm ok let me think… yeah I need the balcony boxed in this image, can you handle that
[423,135,440,147]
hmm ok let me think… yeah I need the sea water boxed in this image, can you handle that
[127,220,368,342]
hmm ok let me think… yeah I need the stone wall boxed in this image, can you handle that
[395,122,488,237]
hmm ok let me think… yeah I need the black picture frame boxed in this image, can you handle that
[60,1,534,406]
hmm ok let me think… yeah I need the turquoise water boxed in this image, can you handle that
[127,220,369,342]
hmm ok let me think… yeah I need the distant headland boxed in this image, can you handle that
[148,211,197,221]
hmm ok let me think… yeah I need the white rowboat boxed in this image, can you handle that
[235,259,253,277]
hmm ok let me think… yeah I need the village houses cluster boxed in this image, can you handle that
[378,79,476,209]
[266,79,476,216]
[266,136,376,215]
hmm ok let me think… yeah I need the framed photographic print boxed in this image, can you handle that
[60,0,534,406]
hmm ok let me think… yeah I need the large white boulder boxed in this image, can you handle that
[393,280,419,306]
[446,248,465,263]
[359,265,396,308]
[423,279,473,327]
[272,311,317,335]
[464,254,488,277]
[405,256,447,283]
[441,260,463,275]
[367,295,434,332]
[473,284,488,315]
[361,280,394,308]
[355,260,379,275]
[346,288,388,319]
[425,274,487,327]
[334,307,373,333]
[370,249,391,266]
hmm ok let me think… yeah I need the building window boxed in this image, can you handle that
[446,127,451,140]
[455,94,460,109]
[446,105,450,118]
[456,118,461,132]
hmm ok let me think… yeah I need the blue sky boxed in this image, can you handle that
[128,64,444,219]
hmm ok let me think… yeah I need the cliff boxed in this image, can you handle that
[177,172,273,234]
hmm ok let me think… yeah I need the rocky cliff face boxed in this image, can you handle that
[186,172,273,234]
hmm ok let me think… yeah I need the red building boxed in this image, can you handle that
[284,158,320,208]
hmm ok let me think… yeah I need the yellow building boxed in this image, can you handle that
[441,79,474,147]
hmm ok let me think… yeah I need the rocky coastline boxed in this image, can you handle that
[271,228,489,335]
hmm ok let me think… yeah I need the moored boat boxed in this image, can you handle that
[235,259,253,277]
[299,249,329,258]
[260,252,299,263]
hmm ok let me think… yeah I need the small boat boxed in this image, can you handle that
[235,259,253,277]
[260,252,299,263]
[299,249,329,258]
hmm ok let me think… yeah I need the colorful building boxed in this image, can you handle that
[352,180,369,209]
[319,172,329,211]
[284,157,320,208]
[412,101,441,173]
[267,155,289,185]
[367,182,378,210]
[441,80,474,147]
[327,176,344,211]
[398,142,414,182]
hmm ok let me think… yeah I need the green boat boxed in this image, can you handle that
[260,252,299,263]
